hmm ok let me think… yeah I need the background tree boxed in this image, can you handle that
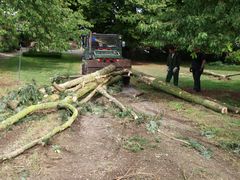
[2,0,240,54]
[70,0,123,34]
[135,0,240,53]
[68,0,143,47]
[0,1,19,51]
[0,0,91,51]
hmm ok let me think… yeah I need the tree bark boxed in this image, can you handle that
[55,64,116,90]
[203,70,240,80]
[132,70,228,114]
[79,78,110,104]
[0,102,78,162]
[98,86,139,120]
[0,102,60,131]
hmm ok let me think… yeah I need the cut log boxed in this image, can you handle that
[73,74,124,102]
[203,71,240,80]
[54,64,116,90]
[203,71,228,80]
[224,105,240,114]
[219,102,240,114]
[79,78,110,104]
[226,73,240,78]
[63,69,128,93]
[66,83,83,92]
[132,70,228,114]
[52,82,65,92]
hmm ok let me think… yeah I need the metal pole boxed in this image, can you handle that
[18,45,22,83]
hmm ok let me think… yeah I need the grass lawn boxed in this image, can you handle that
[0,53,81,86]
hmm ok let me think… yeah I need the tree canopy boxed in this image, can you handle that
[122,0,240,53]
[0,0,91,51]
[1,0,240,53]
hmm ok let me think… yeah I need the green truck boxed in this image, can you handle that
[81,32,131,75]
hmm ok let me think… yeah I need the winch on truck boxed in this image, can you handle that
[81,32,131,76]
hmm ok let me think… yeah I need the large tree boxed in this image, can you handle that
[0,0,91,51]
[68,0,141,47]
[130,0,240,53]
[71,0,124,33]
[0,1,19,51]
[2,0,240,53]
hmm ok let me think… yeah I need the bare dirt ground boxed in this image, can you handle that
[0,77,19,98]
[0,85,240,180]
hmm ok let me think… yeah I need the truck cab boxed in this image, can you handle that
[81,32,131,75]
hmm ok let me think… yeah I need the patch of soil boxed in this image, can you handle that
[0,90,240,179]
[0,78,18,87]
[0,77,20,98]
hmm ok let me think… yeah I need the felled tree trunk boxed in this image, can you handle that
[203,71,240,80]
[55,64,116,91]
[219,102,240,114]
[132,70,228,114]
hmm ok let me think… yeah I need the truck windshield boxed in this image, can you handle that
[92,34,120,49]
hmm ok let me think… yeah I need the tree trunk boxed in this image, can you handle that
[203,70,240,80]
[98,86,139,120]
[203,71,230,80]
[132,70,228,114]
[55,64,116,90]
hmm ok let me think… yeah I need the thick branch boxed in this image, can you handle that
[79,78,110,104]
[203,71,240,80]
[0,102,60,131]
[0,102,78,162]
[55,64,116,90]
[226,73,240,78]
[98,86,139,120]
